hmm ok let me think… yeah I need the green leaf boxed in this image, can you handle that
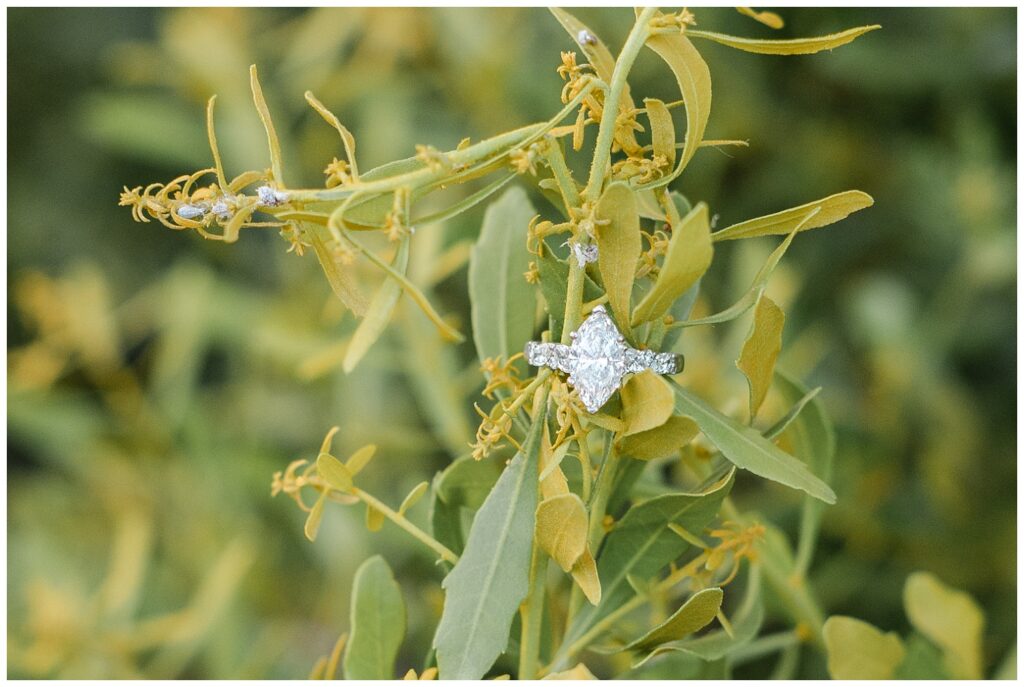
[641,30,712,182]
[669,381,836,503]
[304,492,327,542]
[624,587,723,652]
[736,295,785,420]
[618,416,700,461]
[430,454,503,556]
[343,236,410,373]
[536,493,589,572]
[895,634,951,680]
[711,191,873,242]
[433,415,546,679]
[639,564,764,665]
[644,98,676,169]
[560,471,734,654]
[620,371,675,437]
[688,25,881,56]
[823,616,906,680]
[903,571,985,679]
[343,555,407,680]
[536,247,602,340]
[317,452,354,493]
[763,385,822,441]
[306,223,368,316]
[469,187,538,373]
[595,182,642,332]
[773,371,835,575]
[398,481,429,515]
[632,203,712,326]
[346,444,377,475]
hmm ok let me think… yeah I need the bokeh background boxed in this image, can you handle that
[7,7,1016,679]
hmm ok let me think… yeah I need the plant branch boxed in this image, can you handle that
[351,487,458,564]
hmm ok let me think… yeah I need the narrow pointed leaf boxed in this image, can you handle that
[343,555,407,680]
[346,444,377,475]
[773,371,834,575]
[399,481,429,515]
[344,237,409,373]
[736,295,785,420]
[645,98,676,168]
[595,182,642,331]
[670,381,836,503]
[434,414,546,679]
[642,31,711,180]
[625,587,724,652]
[712,191,873,241]
[638,564,764,666]
[571,547,602,605]
[304,492,327,542]
[469,187,537,373]
[689,25,881,56]
[307,223,368,316]
[632,203,712,325]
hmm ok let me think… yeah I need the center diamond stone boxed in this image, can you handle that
[567,305,628,413]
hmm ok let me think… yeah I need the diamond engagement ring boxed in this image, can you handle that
[524,305,684,413]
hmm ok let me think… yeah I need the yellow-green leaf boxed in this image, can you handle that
[304,492,327,542]
[632,203,712,326]
[642,30,711,178]
[570,547,601,605]
[823,616,906,680]
[736,295,785,420]
[249,64,284,183]
[689,25,881,56]
[366,503,385,532]
[399,481,429,515]
[625,587,724,652]
[712,191,874,242]
[343,236,409,373]
[736,7,784,29]
[644,98,676,169]
[620,371,674,436]
[594,182,641,332]
[904,572,985,679]
[317,452,354,492]
[307,224,368,316]
[542,663,597,680]
[536,493,589,572]
[346,444,377,475]
[619,415,700,460]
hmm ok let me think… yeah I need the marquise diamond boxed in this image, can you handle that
[567,306,627,413]
[525,305,683,413]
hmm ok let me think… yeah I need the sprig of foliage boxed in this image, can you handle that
[119,7,888,680]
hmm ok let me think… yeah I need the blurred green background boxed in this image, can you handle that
[7,7,1015,679]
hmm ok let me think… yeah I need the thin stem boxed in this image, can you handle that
[518,545,547,679]
[583,7,657,204]
[351,487,458,564]
[517,386,552,680]
[586,439,621,549]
